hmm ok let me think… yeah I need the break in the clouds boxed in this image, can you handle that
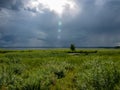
[0,0,120,47]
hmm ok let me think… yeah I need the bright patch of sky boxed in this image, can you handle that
[25,0,78,17]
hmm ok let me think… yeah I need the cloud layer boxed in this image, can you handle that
[0,0,120,47]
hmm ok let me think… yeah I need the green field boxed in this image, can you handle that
[0,49,120,90]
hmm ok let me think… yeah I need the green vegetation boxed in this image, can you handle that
[0,49,120,90]
[70,44,75,52]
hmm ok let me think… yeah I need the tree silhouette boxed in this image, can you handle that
[70,44,75,52]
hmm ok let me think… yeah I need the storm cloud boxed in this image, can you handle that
[0,0,120,47]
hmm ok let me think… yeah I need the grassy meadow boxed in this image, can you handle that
[0,49,120,90]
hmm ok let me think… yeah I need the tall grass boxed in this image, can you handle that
[0,49,120,90]
[74,60,120,90]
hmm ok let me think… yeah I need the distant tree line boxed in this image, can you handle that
[114,46,120,49]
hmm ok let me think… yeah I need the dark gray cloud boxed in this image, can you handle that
[0,0,120,47]
[0,0,23,10]
[60,0,120,47]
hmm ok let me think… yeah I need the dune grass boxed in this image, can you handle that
[0,49,120,90]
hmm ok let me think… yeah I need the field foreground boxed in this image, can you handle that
[0,49,120,90]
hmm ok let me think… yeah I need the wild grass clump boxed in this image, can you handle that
[0,65,23,90]
[20,61,74,90]
[41,61,74,79]
[0,58,74,90]
[74,60,120,90]
[21,69,53,90]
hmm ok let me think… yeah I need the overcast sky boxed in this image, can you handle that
[0,0,120,47]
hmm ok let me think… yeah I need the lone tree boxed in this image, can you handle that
[70,44,75,52]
